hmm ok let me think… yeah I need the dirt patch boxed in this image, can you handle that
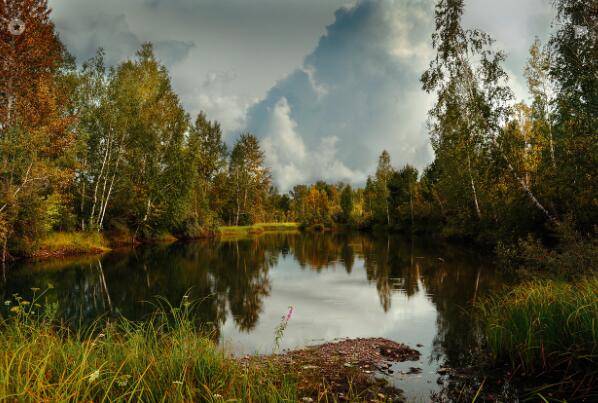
[241,338,420,402]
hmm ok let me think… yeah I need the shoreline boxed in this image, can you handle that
[17,223,302,263]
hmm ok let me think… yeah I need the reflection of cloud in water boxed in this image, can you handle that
[3,233,503,402]
[220,257,436,356]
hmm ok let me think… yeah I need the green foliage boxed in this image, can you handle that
[1,0,595,262]
[497,219,598,278]
[340,185,354,223]
[227,133,271,226]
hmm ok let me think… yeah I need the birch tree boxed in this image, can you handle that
[228,134,271,226]
[421,0,558,226]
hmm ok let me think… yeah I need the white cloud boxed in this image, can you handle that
[248,0,437,188]
[262,98,365,191]
[50,0,555,187]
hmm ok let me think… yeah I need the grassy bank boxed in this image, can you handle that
[34,232,111,259]
[0,298,296,402]
[29,224,301,260]
[218,222,299,237]
[478,278,597,395]
[0,293,406,402]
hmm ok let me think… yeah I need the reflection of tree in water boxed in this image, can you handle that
[289,232,347,271]
[0,237,282,334]
[360,234,423,311]
[1,231,503,376]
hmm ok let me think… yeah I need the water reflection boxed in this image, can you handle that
[1,232,504,400]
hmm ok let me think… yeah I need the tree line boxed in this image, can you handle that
[290,0,596,247]
[0,1,282,259]
[0,0,596,260]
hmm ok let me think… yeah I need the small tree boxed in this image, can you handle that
[340,185,354,223]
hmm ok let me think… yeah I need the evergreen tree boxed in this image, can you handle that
[340,185,354,223]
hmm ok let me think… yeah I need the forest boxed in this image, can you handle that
[0,0,595,264]
[0,0,596,400]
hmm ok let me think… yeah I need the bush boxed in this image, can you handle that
[496,220,598,278]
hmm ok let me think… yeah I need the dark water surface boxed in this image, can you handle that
[1,232,508,401]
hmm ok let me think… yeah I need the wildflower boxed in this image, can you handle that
[173,380,183,385]
[98,333,105,338]
[4,300,10,306]
[273,305,294,352]
[30,288,40,293]
[20,300,30,306]
[88,369,100,383]
[213,393,223,399]
[10,306,20,314]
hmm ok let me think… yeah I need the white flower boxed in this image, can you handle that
[88,369,100,383]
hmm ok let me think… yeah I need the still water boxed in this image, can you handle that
[1,232,507,401]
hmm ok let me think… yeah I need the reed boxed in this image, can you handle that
[478,278,597,373]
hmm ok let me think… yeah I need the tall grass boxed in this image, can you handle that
[478,278,597,373]
[37,232,110,258]
[218,223,299,238]
[0,294,297,402]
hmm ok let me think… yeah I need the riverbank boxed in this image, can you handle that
[34,232,111,260]
[477,277,597,400]
[217,222,300,238]
[0,297,417,402]
[22,223,301,261]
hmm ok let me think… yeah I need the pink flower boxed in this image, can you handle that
[286,306,294,322]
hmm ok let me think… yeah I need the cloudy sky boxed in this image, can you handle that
[49,0,556,190]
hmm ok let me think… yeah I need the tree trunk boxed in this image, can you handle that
[409,187,414,229]
[90,132,112,228]
[98,150,122,230]
[466,150,482,219]
[548,124,556,170]
[499,148,559,224]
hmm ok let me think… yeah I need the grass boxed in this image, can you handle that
[0,292,402,402]
[478,278,597,375]
[36,232,110,258]
[218,223,299,238]
[0,294,297,402]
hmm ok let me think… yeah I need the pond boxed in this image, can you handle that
[1,232,508,401]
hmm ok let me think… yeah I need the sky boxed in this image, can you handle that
[48,0,556,191]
